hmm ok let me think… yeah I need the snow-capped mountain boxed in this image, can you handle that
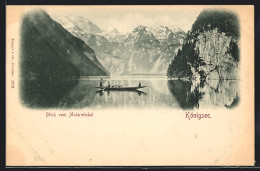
[51,15,102,35]
[52,15,186,75]
[110,28,120,34]
[148,26,184,42]
[124,26,160,48]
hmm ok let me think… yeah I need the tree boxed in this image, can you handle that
[191,9,240,38]
[228,40,239,62]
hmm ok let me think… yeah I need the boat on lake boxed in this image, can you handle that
[94,85,146,91]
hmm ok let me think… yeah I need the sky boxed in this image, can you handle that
[43,5,205,34]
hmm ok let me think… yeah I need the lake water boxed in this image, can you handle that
[20,76,239,109]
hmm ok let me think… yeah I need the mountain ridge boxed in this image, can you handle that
[52,14,186,75]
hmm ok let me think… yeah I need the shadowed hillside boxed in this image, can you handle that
[20,9,108,79]
[20,9,108,108]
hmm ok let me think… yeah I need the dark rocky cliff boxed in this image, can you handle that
[167,9,239,80]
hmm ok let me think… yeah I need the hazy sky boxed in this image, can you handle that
[43,6,205,34]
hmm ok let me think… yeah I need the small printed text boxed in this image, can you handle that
[11,38,15,88]
[46,112,94,118]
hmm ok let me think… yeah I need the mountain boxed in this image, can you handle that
[20,10,108,79]
[147,26,185,46]
[119,26,184,74]
[124,26,160,47]
[53,15,186,75]
[110,28,120,34]
[20,10,109,108]
[167,9,239,80]
[51,15,102,35]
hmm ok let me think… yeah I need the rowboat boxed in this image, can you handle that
[96,89,147,96]
[94,85,146,91]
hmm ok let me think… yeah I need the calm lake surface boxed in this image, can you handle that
[21,76,239,109]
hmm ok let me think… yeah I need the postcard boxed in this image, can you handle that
[6,5,254,166]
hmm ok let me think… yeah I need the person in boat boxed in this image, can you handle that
[107,81,111,88]
[100,78,103,87]
[138,81,141,88]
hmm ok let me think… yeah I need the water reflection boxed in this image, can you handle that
[167,80,204,109]
[96,90,146,96]
[89,77,179,109]
[20,76,239,109]
[167,79,239,109]
[20,78,79,108]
